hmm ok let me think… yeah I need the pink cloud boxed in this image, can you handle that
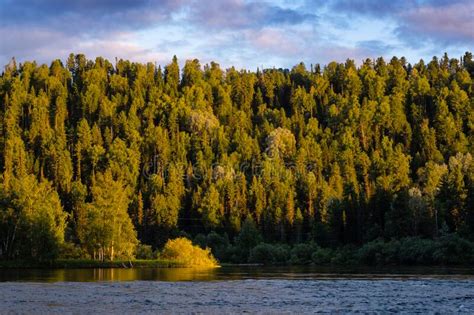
[398,2,474,44]
[245,28,304,56]
[0,27,168,67]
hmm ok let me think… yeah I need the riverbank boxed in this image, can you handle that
[1,259,473,270]
[0,259,188,269]
[2,234,473,269]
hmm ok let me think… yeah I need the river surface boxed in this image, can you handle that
[1,266,473,313]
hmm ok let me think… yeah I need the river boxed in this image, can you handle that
[1,266,473,313]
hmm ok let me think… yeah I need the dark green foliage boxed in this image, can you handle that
[290,243,315,265]
[397,237,437,264]
[249,243,277,264]
[205,231,230,261]
[135,244,155,260]
[311,247,334,264]
[234,217,263,261]
[1,52,473,264]
[432,234,474,264]
[249,243,290,265]
[358,239,400,265]
[59,243,87,260]
[357,235,474,265]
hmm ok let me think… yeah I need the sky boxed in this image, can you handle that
[0,0,473,70]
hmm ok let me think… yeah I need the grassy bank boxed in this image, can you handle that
[2,234,473,269]
[0,259,189,269]
[0,238,220,269]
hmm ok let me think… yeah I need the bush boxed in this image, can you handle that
[398,237,436,264]
[160,237,219,267]
[290,243,314,265]
[225,245,248,264]
[193,234,207,249]
[330,246,358,265]
[358,239,400,265]
[433,234,474,264]
[135,244,155,259]
[311,247,333,264]
[59,242,87,259]
[206,231,230,261]
[357,235,474,266]
[272,244,291,264]
[249,243,276,265]
[248,243,290,265]
[358,239,385,265]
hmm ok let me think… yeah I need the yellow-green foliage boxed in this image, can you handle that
[161,237,219,267]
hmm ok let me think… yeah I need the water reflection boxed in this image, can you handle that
[1,265,473,282]
[0,267,219,282]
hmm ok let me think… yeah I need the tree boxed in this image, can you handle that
[164,55,180,97]
[266,127,296,161]
[199,184,223,229]
[181,59,202,88]
[417,161,448,236]
[0,175,67,260]
[235,217,262,261]
[79,170,137,261]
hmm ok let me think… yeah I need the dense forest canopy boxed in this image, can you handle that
[0,52,473,262]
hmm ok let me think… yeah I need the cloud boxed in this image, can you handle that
[77,39,169,64]
[0,0,319,67]
[356,40,394,55]
[326,0,467,17]
[329,0,406,17]
[326,0,474,46]
[0,27,168,66]
[0,0,183,32]
[189,0,316,30]
[244,28,306,56]
[0,27,75,64]
[396,2,474,46]
[0,0,472,69]
[0,0,316,32]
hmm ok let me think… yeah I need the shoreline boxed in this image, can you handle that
[0,259,188,269]
[0,259,472,270]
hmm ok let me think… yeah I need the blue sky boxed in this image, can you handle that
[0,0,473,69]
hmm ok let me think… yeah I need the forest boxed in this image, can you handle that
[0,52,473,265]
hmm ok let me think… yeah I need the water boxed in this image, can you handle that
[1,266,474,313]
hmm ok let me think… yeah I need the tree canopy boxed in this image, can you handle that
[0,52,473,261]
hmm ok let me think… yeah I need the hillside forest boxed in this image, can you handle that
[0,52,473,264]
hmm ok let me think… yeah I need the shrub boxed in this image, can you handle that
[382,240,401,264]
[290,243,314,265]
[330,246,358,265]
[135,244,155,259]
[59,242,87,259]
[357,235,474,266]
[249,243,290,265]
[193,234,207,248]
[398,237,436,264]
[160,237,219,267]
[433,234,474,264]
[206,231,230,261]
[357,239,400,265]
[225,245,244,264]
[311,247,333,264]
[272,244,291,264]
[249,243,276,264]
